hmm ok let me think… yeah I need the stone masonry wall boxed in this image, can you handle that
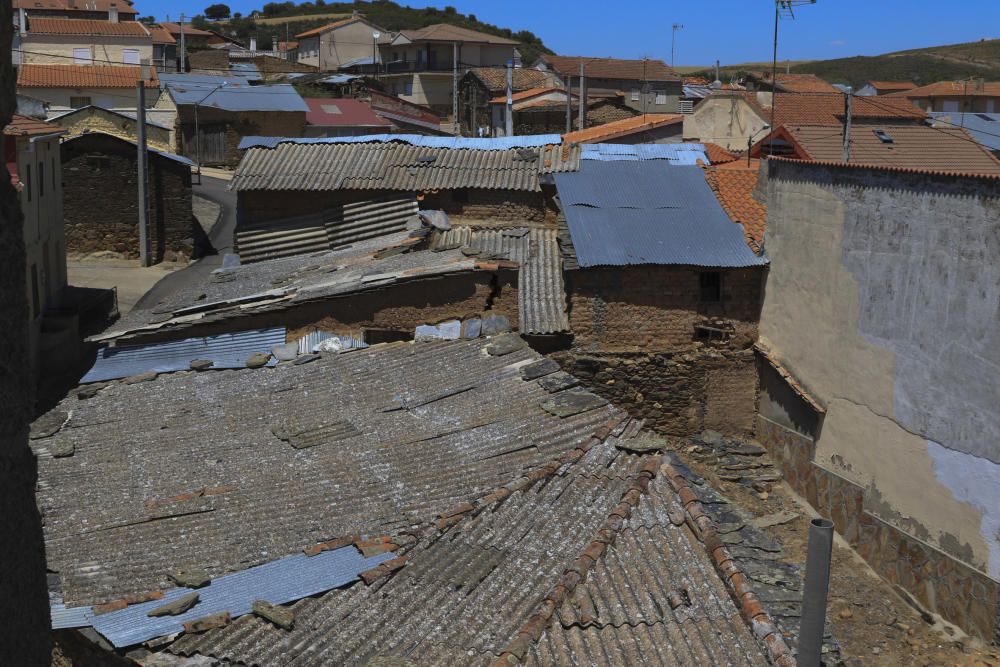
[567,266,764,352]
[422,189,551,224]
[62,135,195,263]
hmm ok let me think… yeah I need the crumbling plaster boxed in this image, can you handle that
[760,162,1000,576]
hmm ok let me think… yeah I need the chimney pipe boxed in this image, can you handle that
[250,37,257,51]
[109,3,118,22]
[797,518,834,667]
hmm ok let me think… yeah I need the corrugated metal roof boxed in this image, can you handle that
[237,133,564,151]
[231,142,560,192]
[166,82,308,113]
[90,546,395,648]
[236,195,419,263]
[295,330,368,354]
[555,162,768,268]
[930,112,1000,151]
[81,328,286,382]
[51,603,94,630]
[159,73,252,88]
[435,226,568,334]
[580,143,708,164]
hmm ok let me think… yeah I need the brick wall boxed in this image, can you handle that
[567,266,764,352]
[62,133,196,263]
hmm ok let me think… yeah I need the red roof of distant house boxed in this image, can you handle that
[277,41,299,52]
[563,113,683,144]
[704,165,767,251]
[158,21,214,38]
[26,17,149,37]
[305,98,392,128]
[865,80,916,92]
[885,80,1000,98]
[702,142,740,164]
[467,67,549,93]
[148,24,175,45]
[399,23,518,45]
[3,114,63,137]
[747,72,839,93]
[17,64,158,88]
[538,54,680,82]
[771,92,926,126]
[12,0,138,14]
[295,17,359,39]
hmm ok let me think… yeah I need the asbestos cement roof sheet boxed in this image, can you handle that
[166,82,308,113]
[555,161,768,268]
[237,133,564,151]
[81,328,285,382]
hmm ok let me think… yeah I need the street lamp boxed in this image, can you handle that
[372,31,380,80]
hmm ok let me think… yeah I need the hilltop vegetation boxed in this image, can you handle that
[192,0,552,64]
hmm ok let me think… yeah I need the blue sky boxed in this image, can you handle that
[150,0,1000,66]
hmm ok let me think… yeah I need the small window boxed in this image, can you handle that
[73,47,91,64]
[70,96,91,108]
[699,272,721,302]
[655,90,668,105]
[630,88,640,101]
[873,129,893,144]
[122,48,140,64]
[403,81,413,96]
[38,161,44,197]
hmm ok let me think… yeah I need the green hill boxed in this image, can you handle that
[194,1,552,64]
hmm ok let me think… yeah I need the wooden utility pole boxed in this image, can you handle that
[452,41,459,135]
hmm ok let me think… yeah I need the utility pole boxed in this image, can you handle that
[565,75,573,134]
[769,1,817,153]
[842,87,852,162]
[505,60,513,137]
[136,78,150,266]
[671,24,683,68]
[452,41,459,135]
[179,13,186,72]
[578,62,586,130]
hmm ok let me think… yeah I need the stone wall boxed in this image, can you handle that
[57,108,172,152]
[422,189,551,223]
[176,107,306,167]
[62,133,196,263]
[566,266,764,352]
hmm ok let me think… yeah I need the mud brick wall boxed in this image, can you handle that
[551,348,758,437]
[566,266,764,352]
[422,189,551,223]
[62,134,194,263]
[177,107,306,168]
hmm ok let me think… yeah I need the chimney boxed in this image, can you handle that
[109,3,118,23]
[140,59,150,81]
[18,9,26,35]
[713,59,721,88]
[250,37,257,51]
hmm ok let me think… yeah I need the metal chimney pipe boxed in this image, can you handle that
[797,517,834,667]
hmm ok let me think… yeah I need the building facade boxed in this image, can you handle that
[19,17,153,66]
[295,16,387,72]
[533,55,682,115]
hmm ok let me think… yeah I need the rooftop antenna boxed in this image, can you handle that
[671,24,683,68]
[768,0,816,153]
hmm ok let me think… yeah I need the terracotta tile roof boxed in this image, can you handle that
[758,123,1000,174]
[747,71,839,93]
[26,17,149,37]
[3,114,62,137]
[683,76,711,86]
[538,54,680,82]
[17,64,158,89]
[704,165,767,251]
[562,113,683,144]
[865,80,916,92]
[12,0,138,14]
[305,98,391,128]
[488,86,570,104]
[399,23,518,45]
[768,153,1000,180]
[148,25,176,45]
[702,142,740,164]
[158,21,215,38]
[885,79,1000,98]
[294,17,357,39]
[276,41,298,52]
[771,92,926,126]
[467,66,549,93]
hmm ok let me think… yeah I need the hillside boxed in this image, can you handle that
[687,38,1000,88]
[194,1,552,64]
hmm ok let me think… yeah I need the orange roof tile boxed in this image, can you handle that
[538,55,680,82]
[704,165,767,251]
[562,113,683,144]
[748,71,839,93]
[467,67,549,93]
[12,0,138,14]
[702,142,740,164]
[865,80,916,92]
[277,41,299,52]
[294,17,358,39]
[886,79,1000,98]
[399,23,518,45]
[771,92,926,126]
[148,24,176,45]
[3,114,63,137]
[488,87,571,104]
[158,21,214,38]
[17,64,158,89]
[26,17,149,37]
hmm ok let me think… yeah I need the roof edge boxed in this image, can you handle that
[766,154,1000,181]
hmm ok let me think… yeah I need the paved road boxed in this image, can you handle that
[132,176,236,311]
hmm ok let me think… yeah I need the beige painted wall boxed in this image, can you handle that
[28,85,160,110]
[54,108,172,152]
[22,35,153,66]
[760,163,1000,577]
[683,95,769,150]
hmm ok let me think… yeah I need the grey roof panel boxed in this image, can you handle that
[929,112,1000,151]
[166,82,308,113]
[51,603,94,630]
[90,546,394,648]
[579,143,708,164]
[81,328,286,383]
[554,162,768,268]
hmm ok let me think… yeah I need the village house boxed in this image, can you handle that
[562,113,684,145]
[4,114,68,383]
[147,23,176,71]
[156,21,214,51]
[458,65,550,135]
[155,73,308,166]
[485,87,641,137]
[887,79,1000,113]
[16,63,159,111]
[683,91,772,151]
[533,54,683,115]
[855,80,916,96]
[47,104,173,151]
[294,15,388,72]
[750,122,1000,173]
[61,132,201,263]
[757,157,1000,642]
[741,71,840,95]
[380,24,519,115]
[18,17,153,67]
[366,89,443,133]
[303,97,392,137]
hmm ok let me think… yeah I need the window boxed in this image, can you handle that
[122,48,140,64]
[873,129,894,144]
[654,90,668,105]
[30,264,40,319]
[73,47,91,64]
[403,81,413,96]
[699,272,721,303]
[678,99,694,114]
[70,96,91,108]
[942,99,960,112]
[38,161,44,197]
[630,88,640,101]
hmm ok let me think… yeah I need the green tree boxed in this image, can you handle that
[204,3,231,20]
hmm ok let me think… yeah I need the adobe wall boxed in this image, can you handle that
[758,159,1000,641]
[177,107,306,167]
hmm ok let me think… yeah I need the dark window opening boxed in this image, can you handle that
[699,272,722,303]
[69,96,92,108]
[452,189,468,203]
[363,328,413,345]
